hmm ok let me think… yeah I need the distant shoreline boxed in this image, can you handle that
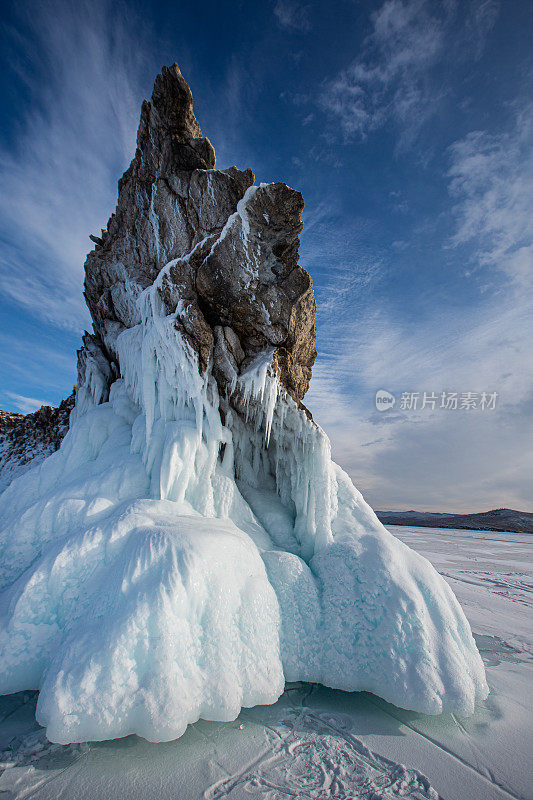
[376,508,533,534]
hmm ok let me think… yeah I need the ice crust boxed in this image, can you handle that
[0,197,488,743]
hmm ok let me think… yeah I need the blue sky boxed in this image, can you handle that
[0,0,532,512]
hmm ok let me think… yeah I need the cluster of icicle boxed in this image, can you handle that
[86,237,337,563]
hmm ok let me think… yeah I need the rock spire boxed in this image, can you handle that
[83,62,316,407]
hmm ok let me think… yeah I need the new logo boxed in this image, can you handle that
[375,389,396,411]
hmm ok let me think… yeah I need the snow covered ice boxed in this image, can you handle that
[0,62,488,745]
[0,241,487,743]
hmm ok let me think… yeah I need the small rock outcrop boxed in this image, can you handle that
[0,391,76,491]
[83,62,316,407]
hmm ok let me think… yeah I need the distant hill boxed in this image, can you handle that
[376,508,533,534]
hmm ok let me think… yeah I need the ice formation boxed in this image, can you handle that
[0,64,488,744]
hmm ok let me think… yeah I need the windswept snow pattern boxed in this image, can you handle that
[0,195,488,743]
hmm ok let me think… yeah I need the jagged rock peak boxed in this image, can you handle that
[151,62,204,140]
[83,62,317,408]
[134,62,216,176]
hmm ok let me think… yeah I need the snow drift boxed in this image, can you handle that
[0,64,488,743]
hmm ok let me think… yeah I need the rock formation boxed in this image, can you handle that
[83,63,316,409]
[0,63,488,745]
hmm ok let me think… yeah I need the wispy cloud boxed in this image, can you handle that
[448,104,533,289]
[307,287,533,511]
[3,393,50,415]
[299,0,533,512]
[0,328,78,414]
[0,331,76,388]
[319,0,499,145]
[0,0,155,333]
[273,0,311,32]
[463,0,501,58]
[301,200,385,320]
[305,109,533,512]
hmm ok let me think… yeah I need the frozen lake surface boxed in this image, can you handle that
[0,525,531,800]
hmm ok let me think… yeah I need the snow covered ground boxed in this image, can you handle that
[0,525,530,800]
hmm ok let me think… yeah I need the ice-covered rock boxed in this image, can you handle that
[84,62,316,403]
[0,63,488,744]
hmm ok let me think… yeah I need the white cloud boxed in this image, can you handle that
[301,201,385,320]
[463,0,500,59]
[0,0,155,333]
[305,171,533,514]
[448,105,533,288]
[319,0,499,144]
[304,4,533,513]
[273,0,311,32]
[4,393,50,415]
[0,331,75,386]
[307,287,533,511]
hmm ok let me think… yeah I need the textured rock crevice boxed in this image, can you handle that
[83,62,317,412]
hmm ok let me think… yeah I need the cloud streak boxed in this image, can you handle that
[307,288,533,511]
[319,0,499,145]
[0,0,156,333]
[273,0,311,32]
[448,104,533,289]
[305,102,533,511]
[3,393,51,415]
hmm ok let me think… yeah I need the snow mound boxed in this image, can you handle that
[0,243,488,743]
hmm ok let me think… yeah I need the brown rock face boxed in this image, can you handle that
[83,62,316,405]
